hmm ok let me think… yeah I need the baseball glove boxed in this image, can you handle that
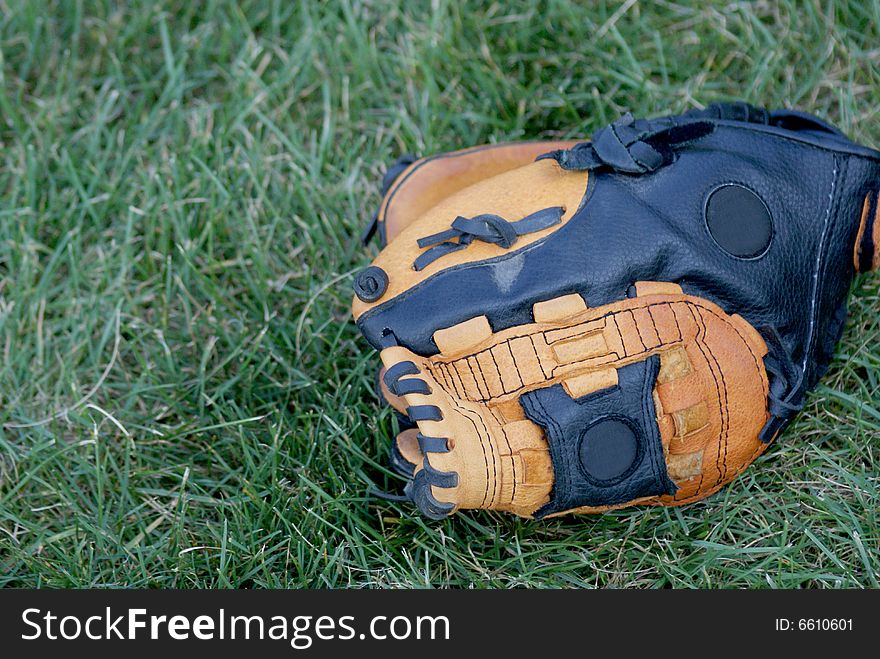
[352,102,880,519]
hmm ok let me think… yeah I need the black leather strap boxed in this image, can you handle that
[520,355,676,517]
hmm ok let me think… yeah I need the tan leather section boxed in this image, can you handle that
[634,281,685,297]
[853,190,880,272]
[532,293,588,322]
[656,346,691,383]
[671,401,711,445]
[874,196,880,271]
[667,450,704,481]
[656,373,704,413]
[379,287,770,518]
[395,429,423,467]
[379,343,553,517]
[380,141,578,242]
[562,369,618,398]
[377,366,408,416]
[352,158,589,320]
[432,315,492,356]
[853,192,871,271]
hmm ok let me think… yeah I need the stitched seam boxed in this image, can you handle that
[430,297,765,406]
[641,357,664,486]
[488,350,504,395]
[499,423,517,504]
[676,305,715,497]
[455,363,468,397]
[458,360,480,400]
[699,307,763,384]
[629,310,647,351]
[447,395,494,507]
[532,394,567,509]
[646,309,661,346]
[528,335,549,379]
[466,356,488,400]
[428,363,450,394]
[802,154,839,372]
[506,342,524,389]
[693,309,729,484]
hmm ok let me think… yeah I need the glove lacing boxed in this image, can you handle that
[758,326,807,443]
[413,206,565,271]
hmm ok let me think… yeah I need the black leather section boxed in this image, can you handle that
[767,109,845,138]
[705,184,773,258]
[357,108,880,422]
[520,356,676,517]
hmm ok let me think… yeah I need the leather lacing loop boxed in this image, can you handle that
[758,326,806,443]
[421,457,459,488]
[413,206,565,271]
[405,470,455,519]
[417,434,449,453]
[371,358,458,519]
[383,361,419,393]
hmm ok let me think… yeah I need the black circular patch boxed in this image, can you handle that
[353,266,389,303]
[705,184,772,258]
[577,417,641,485]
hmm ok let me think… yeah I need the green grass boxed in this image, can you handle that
[0,0,878,588]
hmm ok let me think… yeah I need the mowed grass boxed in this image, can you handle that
[0,0,878,588]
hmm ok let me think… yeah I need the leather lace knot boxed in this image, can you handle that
[541,112,716,175]
[413,206,565,271]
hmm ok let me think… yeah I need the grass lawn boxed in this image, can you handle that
[0,0,878,588]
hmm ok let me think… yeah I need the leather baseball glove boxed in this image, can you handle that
[352,102,879,519]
